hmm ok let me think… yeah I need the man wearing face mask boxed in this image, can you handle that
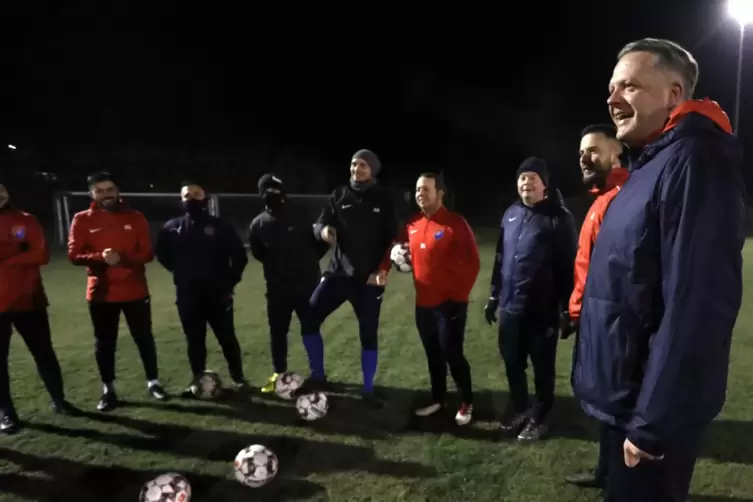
[248,174,329,393]
[0,183,77,434]
[305,149,398,408]
[155,181,249,397]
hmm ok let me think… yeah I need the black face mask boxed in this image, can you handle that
[263,191,286,212]
[183,198,208,216]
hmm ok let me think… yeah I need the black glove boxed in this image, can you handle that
[484,297,499,325]
[559,311,578,339]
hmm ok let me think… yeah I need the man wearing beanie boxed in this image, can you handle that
[0,183,77,433]
[155,180,250,397]
[305,149,398,407]
[248,173,328,393]
[484,156,577,440]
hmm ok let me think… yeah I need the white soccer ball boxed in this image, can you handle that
[234,444,279,488]
[196,370,223,399]
[274,371,304,400]
[139,473,191,502]
[295,392,329,421]
[390,243,412,273]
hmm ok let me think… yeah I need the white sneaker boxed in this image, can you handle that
[414,402,442,417]
[455,403,473,426]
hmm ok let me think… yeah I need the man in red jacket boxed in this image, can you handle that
[68,172,167,411]
[0,183,76,434]
[396,173,480,426]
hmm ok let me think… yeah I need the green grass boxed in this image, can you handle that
[3,238,753,501]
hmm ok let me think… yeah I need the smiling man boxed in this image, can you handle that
[485,157,577,441]
[572,39,746,501]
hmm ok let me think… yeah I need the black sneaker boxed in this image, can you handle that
[361,390,386,409]
[232,379,252,393]
[51,400,80,416]
[0,411,19,434]
[97,391,119,412]
[148,383,168,401]
[300,375,328,394]
[499,406,529,433]
[565,471,605,488]
[181,380,199,399]
[517,418,548,441]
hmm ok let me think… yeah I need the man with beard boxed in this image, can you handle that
[155,181,249,397]
[572,38,745,501]
[563,123,628,490]
[0,182,77,433]
[248,174,328,393]
[305,149,398,407]
[68,172,167,411]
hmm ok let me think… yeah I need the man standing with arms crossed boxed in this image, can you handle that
[573,39,745,501]
[0,183,76,434]
[155,181,249,397]
[305,149,397,407]
[401,173,480,426]
[562,124,628,490]
[68,172,167,411]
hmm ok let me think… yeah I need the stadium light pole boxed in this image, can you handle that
[728,0,752,136]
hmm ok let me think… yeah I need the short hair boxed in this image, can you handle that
[580,123,617,140]
[418,172,446,192]
[87,171,116,187]
[617,38,698,98]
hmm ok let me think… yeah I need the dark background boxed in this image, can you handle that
[2,1,750,237]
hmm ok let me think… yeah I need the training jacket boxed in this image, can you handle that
[156,211,248,302]
[314,183,397,281]
[490,191,577,325]
[568,167,629,320]
[68,201,153,303]
[249,207,328,293]
[573,99,746,457]
[0,206,49,312]
[398,206,480,308]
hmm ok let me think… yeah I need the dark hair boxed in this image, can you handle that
[87,171,116,187]
[617,38,698,98]
[580,123,617,139]
[418,172,446,192]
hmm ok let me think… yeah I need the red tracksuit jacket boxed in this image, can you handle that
[67,201,153,303]
[0,207,50,312]
[397,206,481,308]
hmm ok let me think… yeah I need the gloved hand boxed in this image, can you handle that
[484,297,499,325]
[559,311,578,339]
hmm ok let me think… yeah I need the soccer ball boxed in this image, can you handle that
[196,370,223,399]
[234,444,279,488]
[390,243,412,273]
[139,473,191,502]
[296,392,329,421]
[274,371,304,400]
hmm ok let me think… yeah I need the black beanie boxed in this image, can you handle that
[516,156,549,187]
[352,149,381,176]
[257,173,284,195]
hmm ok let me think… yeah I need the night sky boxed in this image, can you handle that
[3,1,750,206]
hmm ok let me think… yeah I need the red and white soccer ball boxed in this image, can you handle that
[296,392,329,421]
[390,242,412,273]
[139,473,191,502]
[274,371,304,400]
[234,444,279,488]
[196,370,223,399]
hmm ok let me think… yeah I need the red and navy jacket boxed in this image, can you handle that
[0,206,50,312]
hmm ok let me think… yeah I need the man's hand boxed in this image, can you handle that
[367,270,388,286]
[102,248,121,266]
[484,297,499,325]
[623,438,664,467]
[320,226,337,244]
[559,311,577,339]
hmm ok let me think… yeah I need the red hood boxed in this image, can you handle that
[663,98,733,136]
[589,166,629,195]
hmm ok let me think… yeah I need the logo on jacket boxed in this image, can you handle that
[10,225,26,239]
[204,226,215,236]
[434,229,444,239]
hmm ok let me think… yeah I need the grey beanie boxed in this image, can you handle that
[352,149,381,176]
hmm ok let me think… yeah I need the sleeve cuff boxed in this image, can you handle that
[626,428,664,458]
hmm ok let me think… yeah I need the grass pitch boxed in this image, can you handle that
[2,236,753,501]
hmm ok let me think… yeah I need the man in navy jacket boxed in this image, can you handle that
[573,38,746,501]
[485,157,577,441]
